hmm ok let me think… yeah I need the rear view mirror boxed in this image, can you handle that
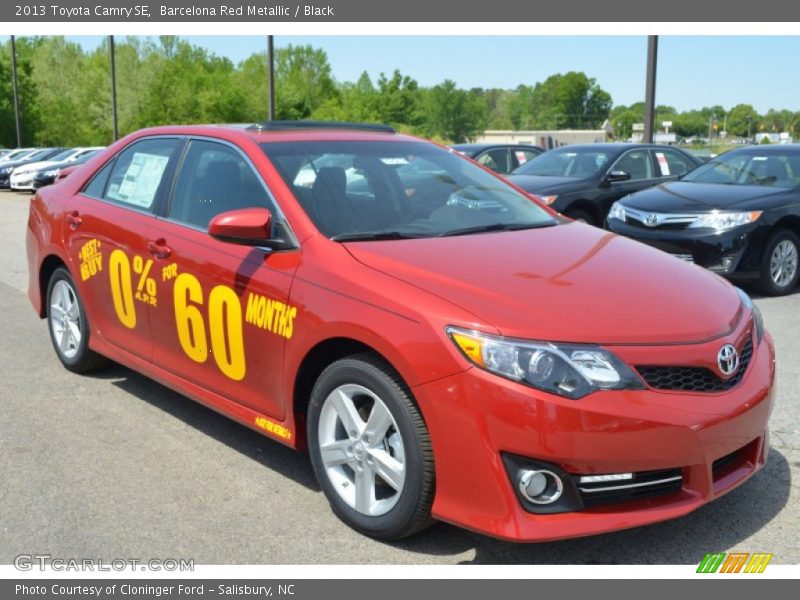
[208,207,284,247]
[605,170,631,183]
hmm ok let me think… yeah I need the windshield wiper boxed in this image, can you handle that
[330,231,423,242]
[437,221,555,238]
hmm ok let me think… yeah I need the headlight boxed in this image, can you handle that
[689,211,762,231]
[0,167,12,175]
[736,288,764,345]
[447,326,644,399]
[43,169,60,178]
[608,202,626,221]
[540,195,558,205]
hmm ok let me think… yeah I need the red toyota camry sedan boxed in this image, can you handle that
[26,122,775,541]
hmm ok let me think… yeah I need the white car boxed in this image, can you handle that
[10,147,104,191]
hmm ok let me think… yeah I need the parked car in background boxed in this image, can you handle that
[0,148,37,164]
[608,145,800,296]
[12,147,105,191]
[507,144,703,226]
[451,143,543,174]
[31,148,105,190]
[26,121,774,542]
[0,148,64,189]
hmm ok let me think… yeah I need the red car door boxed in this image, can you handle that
[64,137,184,361]
[147,138,299,421]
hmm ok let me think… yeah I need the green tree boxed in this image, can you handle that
[727,104,759,138]
[529,72,612,129]
[273,44,338,120]
[0,37,41,147]
[374,70,423,129]
[423,79,486,143]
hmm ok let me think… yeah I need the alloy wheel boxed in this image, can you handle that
[49,279,82,359]
[317,383,406,517]
[770,239,798,288]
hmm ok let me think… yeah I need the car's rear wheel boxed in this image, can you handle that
[46,267,108,372]
[758,229,799,296]
[307,354,435,540]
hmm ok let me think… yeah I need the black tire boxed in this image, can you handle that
[757,228,800,296]
[46,267,108,373]
[565,208,595,226]
[307,353,435,540]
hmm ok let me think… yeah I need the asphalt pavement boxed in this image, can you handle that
[0,190,797,565]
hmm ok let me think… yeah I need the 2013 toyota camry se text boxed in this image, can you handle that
[26,121,775,541]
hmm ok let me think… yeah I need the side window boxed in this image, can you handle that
[510,149,542,170]
[83,161,114,198]
[103,138,179,210]
[169,139,270,230]
[613,150,654,181]
[477,149,510,173]
[655,150,695,178]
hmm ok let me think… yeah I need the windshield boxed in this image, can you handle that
[512,147,611,178]
[260,140,556,239]
[48,149,76,162]
[26,149,56,161]
[682,151,800,188]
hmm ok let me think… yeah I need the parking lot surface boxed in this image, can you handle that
[1,190,797,564]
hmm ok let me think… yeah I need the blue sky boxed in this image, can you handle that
[7,35,799,113]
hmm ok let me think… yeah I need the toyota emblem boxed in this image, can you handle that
[717,344,740,377]
[645,213,660,227]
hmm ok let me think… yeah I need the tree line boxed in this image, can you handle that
[1,36,797,148]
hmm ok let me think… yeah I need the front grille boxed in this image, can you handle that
[574,468,683,508]
[636,336,753,393]
[624,216,691,230]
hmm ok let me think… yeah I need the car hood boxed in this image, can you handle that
[343,222,741,345]
[507,174,589,195]
[624,181,793,211]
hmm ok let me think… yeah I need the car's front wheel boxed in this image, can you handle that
[307,354,435,540]
[758,228,799,296]
[565,208,595,226]
[46,267,108,372]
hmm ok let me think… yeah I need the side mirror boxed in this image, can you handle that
[604,170,631,183]
[208,207,287,248]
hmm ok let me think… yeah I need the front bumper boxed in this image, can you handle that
[10,172,35,190]
[412,325,775,541]
[0,173,11,189]
[607,218,768,280]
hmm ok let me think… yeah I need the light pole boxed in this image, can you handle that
[267,35,275,121]
[643,36,658,144]
[708,115,716,153]
[109,35,119,141]
[746,115,752,141]
[10,35,22,147]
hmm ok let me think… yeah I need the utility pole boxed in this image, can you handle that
[10,35,22,147]
[267,35,275,121]
[747,115,752,140]
[643,36,658,144]
[109,35,119,141]
[708,115,716,153]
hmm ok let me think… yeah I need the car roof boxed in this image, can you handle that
[550,143,679,151]
[452,143,540,151]
[128,122,417,145]
[726,143,800,155]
